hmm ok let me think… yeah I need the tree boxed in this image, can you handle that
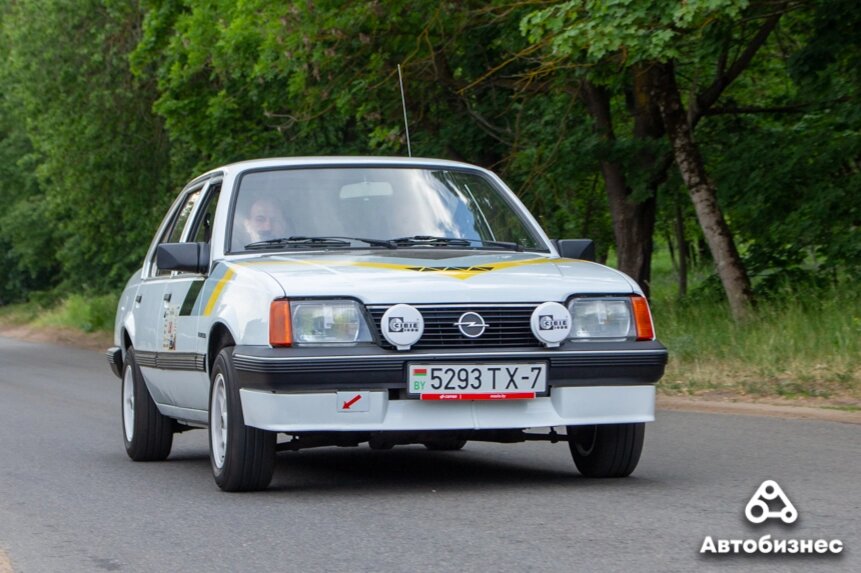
[1,0,171,292]
[520,1,796,318]
[131,0,612,244]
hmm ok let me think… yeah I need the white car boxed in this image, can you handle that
[107,157,667,491]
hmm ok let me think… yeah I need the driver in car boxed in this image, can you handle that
[241,196,288,245]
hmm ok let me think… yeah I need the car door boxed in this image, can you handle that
[133,182,207,410]
[158,178,223,418]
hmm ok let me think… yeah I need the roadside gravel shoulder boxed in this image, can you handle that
[657,395,861,425]
[0,324,112,352]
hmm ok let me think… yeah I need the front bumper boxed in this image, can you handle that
[240,385,656,432]
[232,341,667,432]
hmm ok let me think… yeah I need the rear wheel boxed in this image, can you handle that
[122,348,173,461]
[567,423,644,478]
[209,348,276,491]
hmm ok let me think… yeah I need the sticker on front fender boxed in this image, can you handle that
[408,363,547,400]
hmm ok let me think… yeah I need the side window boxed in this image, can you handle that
[151,187,203,277]
[190,181,222,244]
[167,189,202,243]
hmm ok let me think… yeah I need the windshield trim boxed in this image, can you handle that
[224,164,551,256]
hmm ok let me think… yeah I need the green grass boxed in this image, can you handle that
[34,293,118,332]
[1,293,118,333]
[0,300,42,325]
[647,245,861,401]
[822,404,861,412]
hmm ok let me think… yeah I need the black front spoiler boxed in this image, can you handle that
[106,346,123,378]
[231,341,668,393]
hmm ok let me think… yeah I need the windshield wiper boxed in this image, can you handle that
[473,239,524,252]
[245,236,351,250]
[245,236,396,250]
[389,235,523,251]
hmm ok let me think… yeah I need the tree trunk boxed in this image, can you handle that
[674,198,688,298]
[649,62,753,320]
[580,11,785,292]
[580,80,657,296]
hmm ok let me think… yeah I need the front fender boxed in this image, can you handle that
[198,262,285,347]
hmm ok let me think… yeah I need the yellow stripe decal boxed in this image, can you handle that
[236,257,569,280]
[352,258,557,280]
[203,268,235,316]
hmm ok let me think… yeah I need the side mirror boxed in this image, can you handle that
[156,242,210,274]
[554,239,596,262]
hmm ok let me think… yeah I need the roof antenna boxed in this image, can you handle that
[397,64,412,157]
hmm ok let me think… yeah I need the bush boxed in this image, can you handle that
[34,293,118,333]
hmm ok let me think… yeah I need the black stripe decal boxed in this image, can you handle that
[179,280,205,316]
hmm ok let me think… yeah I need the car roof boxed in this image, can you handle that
[198,156,488,180]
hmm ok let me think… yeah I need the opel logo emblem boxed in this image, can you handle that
[455,312,487,338]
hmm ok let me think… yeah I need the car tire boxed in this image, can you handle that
[422,438,467,451]
[368,436,395,450]
[567,423,644,478]
[122,347,173,461]
[209,348,276,492]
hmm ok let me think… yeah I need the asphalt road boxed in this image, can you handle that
[0,336,858,573]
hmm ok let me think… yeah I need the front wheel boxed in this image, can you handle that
[567,423,645,478]
[422,438,467,451]
[122,348,173,461]
[209,348,276,491]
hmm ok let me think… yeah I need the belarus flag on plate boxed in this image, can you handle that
[413,368,428,377]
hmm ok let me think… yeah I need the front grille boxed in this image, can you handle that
[368,304,541,349]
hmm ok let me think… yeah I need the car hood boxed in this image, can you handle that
[228,250,637,304]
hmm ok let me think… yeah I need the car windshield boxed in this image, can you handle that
[229,167,547,252]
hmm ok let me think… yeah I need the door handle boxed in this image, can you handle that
[164,293,172,302]
[135,295,142,303]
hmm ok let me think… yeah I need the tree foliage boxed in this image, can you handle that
[0,0,857,307]
[0,0,170,298]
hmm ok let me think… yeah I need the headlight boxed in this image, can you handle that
[273,300,373,346]
[291,300,373,344]
[567,298,633,340]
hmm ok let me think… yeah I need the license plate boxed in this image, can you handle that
[407,363,547,400]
